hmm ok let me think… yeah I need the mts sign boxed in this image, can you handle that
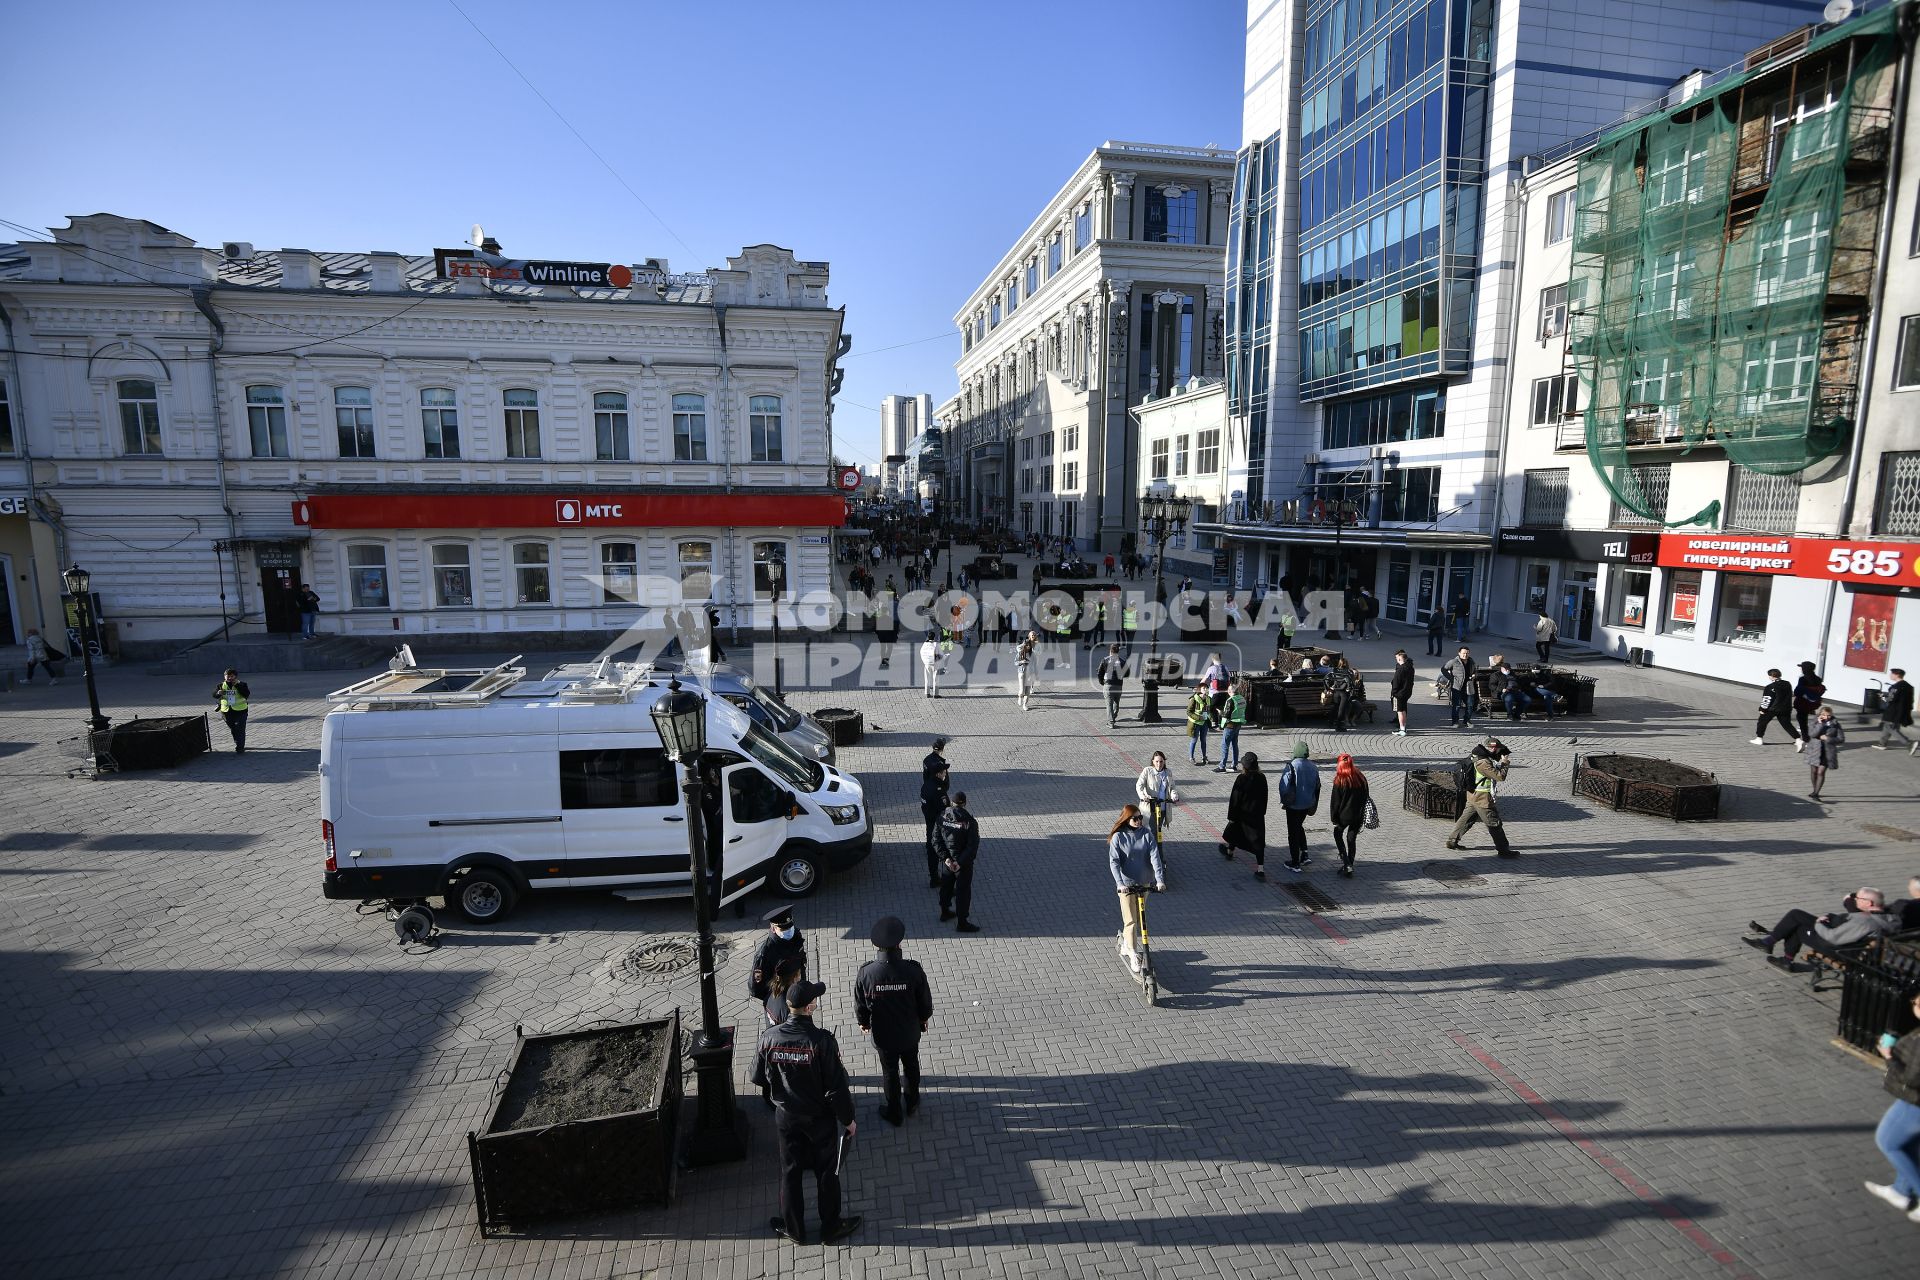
[555,499,626,524]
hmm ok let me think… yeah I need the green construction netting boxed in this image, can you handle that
[1568,9,1900,526]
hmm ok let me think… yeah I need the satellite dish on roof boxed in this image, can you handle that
[1823,0,1854,24]
[470,223,485,249]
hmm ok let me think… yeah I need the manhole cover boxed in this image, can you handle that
[1282,882,1340,912]
[1860,823,1920,843]
[1424,860,1488,886]
[610,935,730,982]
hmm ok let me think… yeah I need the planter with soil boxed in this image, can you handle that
[1403,766,1465,819]
[469,1010,682,1234]
[1572,753,1720,820]
[811,707,864,747]
[108,715,211,770]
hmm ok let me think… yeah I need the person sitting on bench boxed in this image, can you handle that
[1498,664,1553,721]
[1744,887,1899,969]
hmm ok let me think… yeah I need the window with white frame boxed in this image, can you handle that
[0,380,12,455]
[1062,461,1079,490]
[1645,135,1710,208]
[431,543,473,607]
[118,379,162,455]
[1150,439,1170,480]
[1025,260,1038,297]
[1740,332,1817,412]
[1063,424,1079,453]
[1767,75,1844,177]
[503,388,541,458]
[1538,284,1568,341]
[512,542,552,605]
[1545,188,1576,245]
[1040,463,1053,491]
[1628,355,1686,411]
[245,385,289,458]
[1175,435,1190,476]
[421,388,460,458]
[1894,315,1920,390]
[600,542,638,604]
[334,386,376,458]
[594,392,630,461]
[678,541,714,601]
[1006,281,1019,315]
[1074,204,1092,250]
[1530,373,1580,424]
[1641,249,1695,317]
[990,299,1002,328]
[1753,209,1830,304]
[1196,428,1220,474]
[1724,466,1800,533]
[749,395,783,462]
[752,541,789,599]
[347,544,389,609]
[1048,235,1062,275]
[672,393,708,461]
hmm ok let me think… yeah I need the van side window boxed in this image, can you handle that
[729,768,789,824]
[559,749,676,808]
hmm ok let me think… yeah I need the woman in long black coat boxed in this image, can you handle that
[1218,754,1269,881]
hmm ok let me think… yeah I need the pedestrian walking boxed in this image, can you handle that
[1863,989,1920,1224]
[1096,643,1127,728]
[751,979,861,1245]
[853,916,933,1127]
[1452,592,1471,643]
[750,905,809,1001]
[213,667,251,753]
[1280,606,1299,653]
[1872,668,1914,751]
[1790,661,1826,749]
[1749,668,1798,746]
[1807,704,1845,800]
[1327,753,1373,878]
[1014,632,1038,711]
[1185,684,1213,765]
[934,791,982,932]
[1533,610,1558,664]
[1201,652,1231,721]
[1108,804,1166,974]
[297,585,322,640]
[920,630,946,698]
[874,582,898,668]
[1217,680,1248,771]
[23,628,61,684]
[1389,649,1414,736]
[1425,608,1445,657]
[1134,750,1180,851]
[1442,646,1476,727]
[1447,737,1516,856]
[1359,589,1380,640]
[1277,742,1321,872]
[1217,753,1268,879]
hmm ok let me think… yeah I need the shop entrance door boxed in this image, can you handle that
[0,554,15,645]
[260,563,303,634]
[1560,574,1596,643]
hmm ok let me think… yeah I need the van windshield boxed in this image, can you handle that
[742,680,801,732]
[741,721,823,791]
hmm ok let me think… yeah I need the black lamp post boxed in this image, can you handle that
[1135,492,1187,724]
[650,678,747,1166]
[62,564,111,741]
[767,559,784,699]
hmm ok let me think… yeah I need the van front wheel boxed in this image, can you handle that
[773,849,821,899]
[448,868,518,923]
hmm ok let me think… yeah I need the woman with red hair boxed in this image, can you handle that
[1327,753,1373,878]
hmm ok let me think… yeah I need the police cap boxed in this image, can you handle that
[870,915,906,948]
[761,905,795,926]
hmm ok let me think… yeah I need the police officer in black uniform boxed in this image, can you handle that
[935,792,982,933]
[920,764,951,890]
[751,979,861,1245]
[749,905,806,1002]
[853,916,934,1126]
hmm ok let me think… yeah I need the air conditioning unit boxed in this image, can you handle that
[1302,452,1321,465]
[222,241,255,261]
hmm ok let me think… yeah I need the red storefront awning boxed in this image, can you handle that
[294,492,848,530]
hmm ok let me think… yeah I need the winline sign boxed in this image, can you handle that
[432,249,668,292]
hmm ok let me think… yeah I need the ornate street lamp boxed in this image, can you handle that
[62,564,111,742]
[1136,491,1187,724]
[649,677,746,1165]
[767,559,785,698]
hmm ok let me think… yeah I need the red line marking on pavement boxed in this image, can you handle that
[1085,717,1349,944]
[1446,1029,1760,1280]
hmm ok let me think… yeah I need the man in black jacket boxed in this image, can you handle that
[920,764,951,890]
[749,906,807,1002]
[1873,668,1914,751]
[1389,650,1415,737]
[1750,668,1798,746]
[935,792,982,932]
[1096,643,1127,728]
[853,916,934,1126]
[751,980,860,1244]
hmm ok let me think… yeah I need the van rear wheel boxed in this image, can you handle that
[773,850,821,899]
[448,868,517,923]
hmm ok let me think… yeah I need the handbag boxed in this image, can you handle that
[1363,797,1380,830]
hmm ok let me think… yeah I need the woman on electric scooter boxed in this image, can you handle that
[1134,751,1180,850]
[1108,805,1166,976]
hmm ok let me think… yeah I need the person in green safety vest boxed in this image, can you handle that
[1216,680,1248,773]
[213,667,251,753]
[1121,601,1139,658]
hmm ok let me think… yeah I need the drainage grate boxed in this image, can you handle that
[610,936,730,982]
[1282,882,1340,912]
[1424,860,1488,887]
[1860,824,1919,843]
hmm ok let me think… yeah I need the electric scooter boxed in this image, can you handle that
[1123,886,1158,1006]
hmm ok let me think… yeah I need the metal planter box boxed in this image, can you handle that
[1572,754,1720,821]
[812,707,864,747]
[108,715,211,770]
[469,1011,682,1235]
[1839,932,1920,1052]
[1403,767,1464,820]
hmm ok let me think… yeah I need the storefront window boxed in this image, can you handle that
[678,541,714,601]
[601,542,638,604]
[512,542,552,606]
[1519,562,1551,615]
[1609,568,1651,629]
[1715,572,1773,647]
[1662,569,1701,637]
[347,545,389,610]
[432,544,473,608]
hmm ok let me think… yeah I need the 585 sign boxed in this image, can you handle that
[1820,545,1910,580]
[1659,534,1920,585]
[1803,540,1920,585]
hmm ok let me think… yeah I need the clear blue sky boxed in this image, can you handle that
[4,0,1245,471]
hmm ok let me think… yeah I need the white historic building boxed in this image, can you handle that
[943,142,1233,551]
[1133,380,1230,586]
[0,215,851,657]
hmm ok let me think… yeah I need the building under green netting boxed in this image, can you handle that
[1567,5,1904,528]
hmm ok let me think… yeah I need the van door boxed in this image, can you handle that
[719,761,789,897]
[557,743,689,888]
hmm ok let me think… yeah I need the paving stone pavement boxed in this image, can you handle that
[2,622,1918,1279]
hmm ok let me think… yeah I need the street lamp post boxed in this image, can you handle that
[649,678,748,1167]
[1135,492,1187,724]
[767,560,784,699]
[62,564,111,745]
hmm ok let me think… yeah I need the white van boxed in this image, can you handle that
[318,658,871,924]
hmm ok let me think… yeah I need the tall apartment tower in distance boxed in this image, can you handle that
[1215,0,1827,623]
[879,393,934,495]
